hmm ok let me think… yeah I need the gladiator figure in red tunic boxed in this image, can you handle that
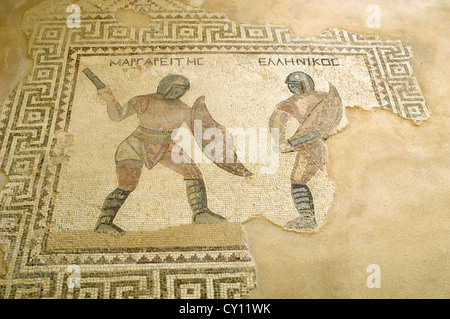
[269,72,343,231]
[92,73,251,237]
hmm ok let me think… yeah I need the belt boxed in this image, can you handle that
[131,126,173,145]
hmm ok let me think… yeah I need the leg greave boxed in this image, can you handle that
[291,184,315,216]
[185,179,208,215]
[99,188,131,224]
[185,179,226,224]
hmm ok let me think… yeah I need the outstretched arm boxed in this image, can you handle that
[98,88,135,122]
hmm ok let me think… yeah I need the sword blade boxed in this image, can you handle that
[288,131,321,146]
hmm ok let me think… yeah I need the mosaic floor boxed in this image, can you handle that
[0,0,446,299]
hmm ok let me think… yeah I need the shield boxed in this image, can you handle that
[189,96,253,177]
[289,83,343,147]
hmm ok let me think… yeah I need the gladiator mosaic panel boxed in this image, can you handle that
[0,0,429,299]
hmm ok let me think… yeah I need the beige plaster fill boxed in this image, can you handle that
[114,8,151,29]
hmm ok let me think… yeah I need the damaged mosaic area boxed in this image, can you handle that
[0,0,429,299]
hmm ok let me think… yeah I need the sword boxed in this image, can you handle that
[288,131,321,147]
[82,67,106,90]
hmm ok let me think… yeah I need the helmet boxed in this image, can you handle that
[157,74,190,100]
[285,71,315,94]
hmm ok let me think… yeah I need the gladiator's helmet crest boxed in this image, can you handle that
[157,74,190,100]
[285,71,315,95]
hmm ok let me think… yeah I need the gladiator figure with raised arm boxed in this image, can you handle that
[93,74,230,237]
[269,71,343,231]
